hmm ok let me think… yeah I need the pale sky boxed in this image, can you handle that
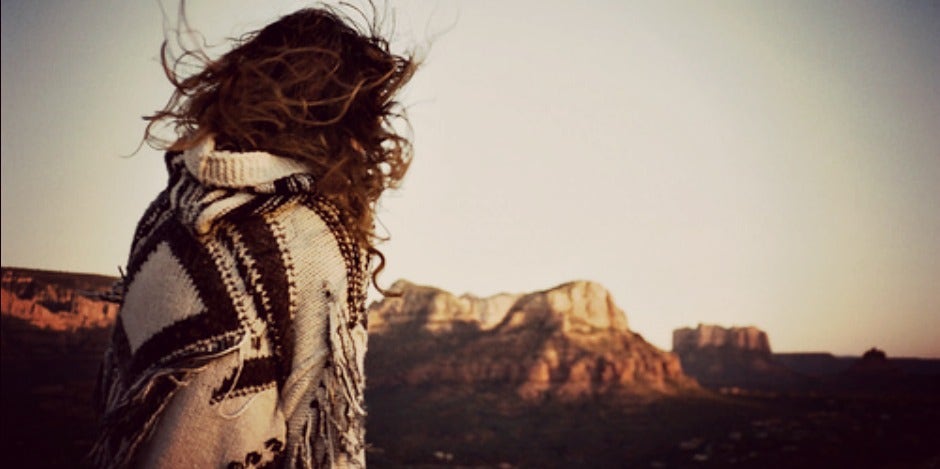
[2,1,938,357]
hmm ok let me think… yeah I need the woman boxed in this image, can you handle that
[91,6,416,468]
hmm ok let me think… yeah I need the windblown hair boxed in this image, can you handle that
[144,5,417,293]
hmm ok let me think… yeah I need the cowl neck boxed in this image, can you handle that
[182,137,316,193]
[169,137,319,235]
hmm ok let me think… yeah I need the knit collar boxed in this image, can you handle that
[182,137,315,191]
[173,136,319,235]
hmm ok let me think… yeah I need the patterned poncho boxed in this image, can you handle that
[91,138,369,468]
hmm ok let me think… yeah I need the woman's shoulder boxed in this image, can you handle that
[216,195,350,278]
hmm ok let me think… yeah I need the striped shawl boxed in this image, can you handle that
[91,138,369,468]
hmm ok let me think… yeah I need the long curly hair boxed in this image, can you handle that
[144,5,417,294]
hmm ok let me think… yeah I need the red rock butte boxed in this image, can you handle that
[368,279,698,400]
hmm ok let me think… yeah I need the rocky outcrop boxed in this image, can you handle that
[368,280,697,400]
[847,347,901,377]
[672,324,800,390]
[368,279,521,334]
[497,280,629,333]
[673,324,771,355]
[1,267,118,331]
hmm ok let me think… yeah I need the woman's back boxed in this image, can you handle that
[91,6,416,468]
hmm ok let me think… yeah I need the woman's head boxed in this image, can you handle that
[146,5,417,290]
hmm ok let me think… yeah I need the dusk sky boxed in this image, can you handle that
[2,1,938,357]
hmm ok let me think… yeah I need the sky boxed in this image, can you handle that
[2,1,938,357]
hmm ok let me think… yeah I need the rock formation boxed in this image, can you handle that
[368,279,521,334]
[847,347,901,377]
[368,280,697,400]
[3,268,699,399]
[672,323,800,390]
[1,267,118,331]
[673,324,771,354]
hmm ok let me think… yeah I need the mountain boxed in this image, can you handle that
[368,279,698,400]
[672,323,802,390]
[368,279,522,334]
[1,267,119,331]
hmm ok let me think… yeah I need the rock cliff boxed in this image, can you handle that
[1,267,118,331]
[368,280,697,400]
[672,323,800,390]
[673,324,771,354]
[368,279,521,333]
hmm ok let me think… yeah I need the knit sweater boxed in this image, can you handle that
[91,138,369,468]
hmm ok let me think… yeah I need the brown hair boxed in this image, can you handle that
[144,5,417,294]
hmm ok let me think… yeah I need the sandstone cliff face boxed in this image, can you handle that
[673,324,771,354]
[368,279,521,334]
[672,323,800,390]
[368,280,696,400]
[497,280,629,334]
[1,268,118,331]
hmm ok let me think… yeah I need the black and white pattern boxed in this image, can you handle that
[91,140,368,468]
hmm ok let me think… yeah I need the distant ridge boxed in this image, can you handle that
[775,352,940,376]
[1,266,119,331]
[672,323,802,390]
[2,266,118,292]
[674,324,940,391]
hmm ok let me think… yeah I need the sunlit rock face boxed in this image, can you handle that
[367,280,697,400]
[499,280,629,334]
[1,268,118,331]
[368,279,521,334]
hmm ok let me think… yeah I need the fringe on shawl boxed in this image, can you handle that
[297,288,367,469]
[88,332,245,469]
